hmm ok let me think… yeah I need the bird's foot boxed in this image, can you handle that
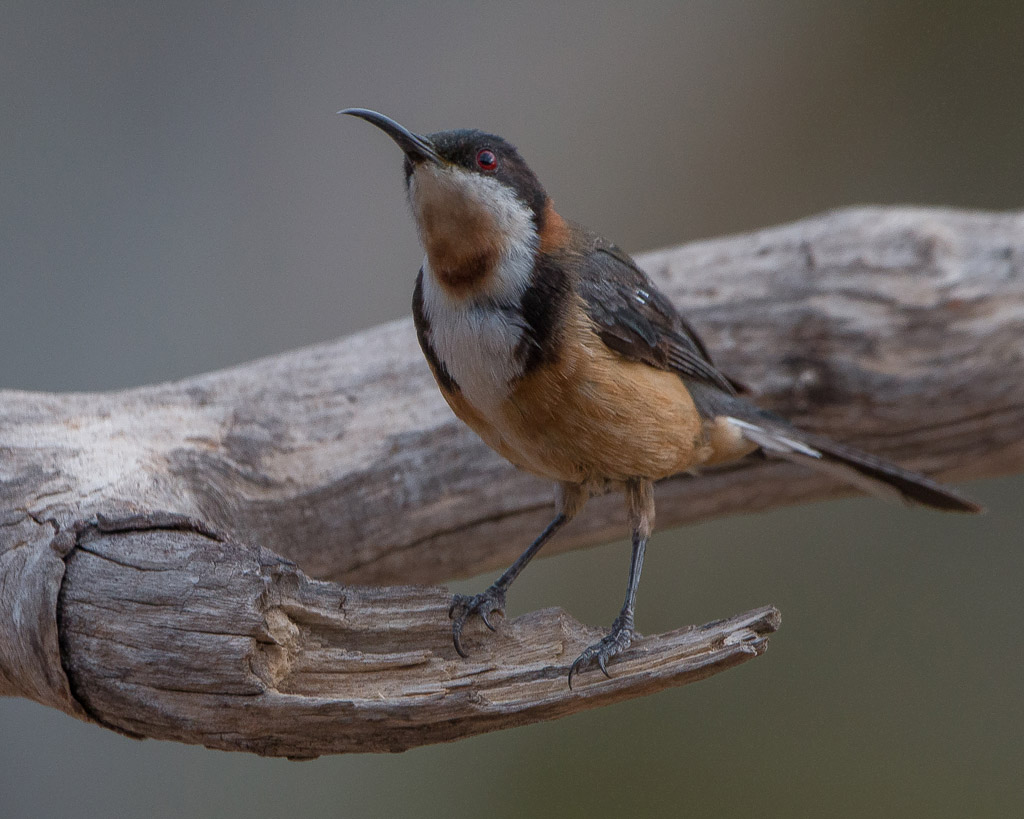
[448,585,507,657]
[568,613,634,689]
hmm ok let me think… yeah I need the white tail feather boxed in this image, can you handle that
[724,416,906,504]
[724,417,822,459]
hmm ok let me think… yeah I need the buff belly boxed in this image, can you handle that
[438,324,753,484]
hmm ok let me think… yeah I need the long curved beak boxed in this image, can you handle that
[339,108,441,165]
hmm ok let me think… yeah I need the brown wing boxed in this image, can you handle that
[577,239,739,396]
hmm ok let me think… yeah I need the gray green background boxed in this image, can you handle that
[2,2,1022,817]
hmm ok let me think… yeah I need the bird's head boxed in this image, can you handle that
[342,108,561,299]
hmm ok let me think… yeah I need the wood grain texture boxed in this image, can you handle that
[1,207,1022,755]
[57,517,778,756]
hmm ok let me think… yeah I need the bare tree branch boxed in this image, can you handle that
[55,516,779,756]
[1,206,1022,756]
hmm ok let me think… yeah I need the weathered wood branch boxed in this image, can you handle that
[54,516,779,756]
[2,207,1022,756]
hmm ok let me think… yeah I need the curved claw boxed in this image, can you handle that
[567,647,604,689]
[480,610,498,632]
[447,587,506,658]
[567,655,588,690]
[566,619,634,688]
[452,620,469,658]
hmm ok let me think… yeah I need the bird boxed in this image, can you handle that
[340,108,981,687]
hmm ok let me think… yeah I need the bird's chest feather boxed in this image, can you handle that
[420,271,526,416]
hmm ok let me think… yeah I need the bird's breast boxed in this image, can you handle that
[419,268,526,417]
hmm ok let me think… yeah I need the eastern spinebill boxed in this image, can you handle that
[341,108,980,687]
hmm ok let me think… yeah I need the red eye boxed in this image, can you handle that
[476,148,497,171]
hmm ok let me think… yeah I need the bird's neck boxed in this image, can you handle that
[421,201,572,304]
[421,227,503,299]
[537,199,571,255]
[411,167,556,302]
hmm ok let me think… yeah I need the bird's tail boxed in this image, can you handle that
[690,386,981,513]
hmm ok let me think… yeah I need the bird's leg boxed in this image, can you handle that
[449,482,587,657]
[569,478,654,688]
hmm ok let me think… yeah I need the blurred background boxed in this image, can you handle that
[2,1,1022,816]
